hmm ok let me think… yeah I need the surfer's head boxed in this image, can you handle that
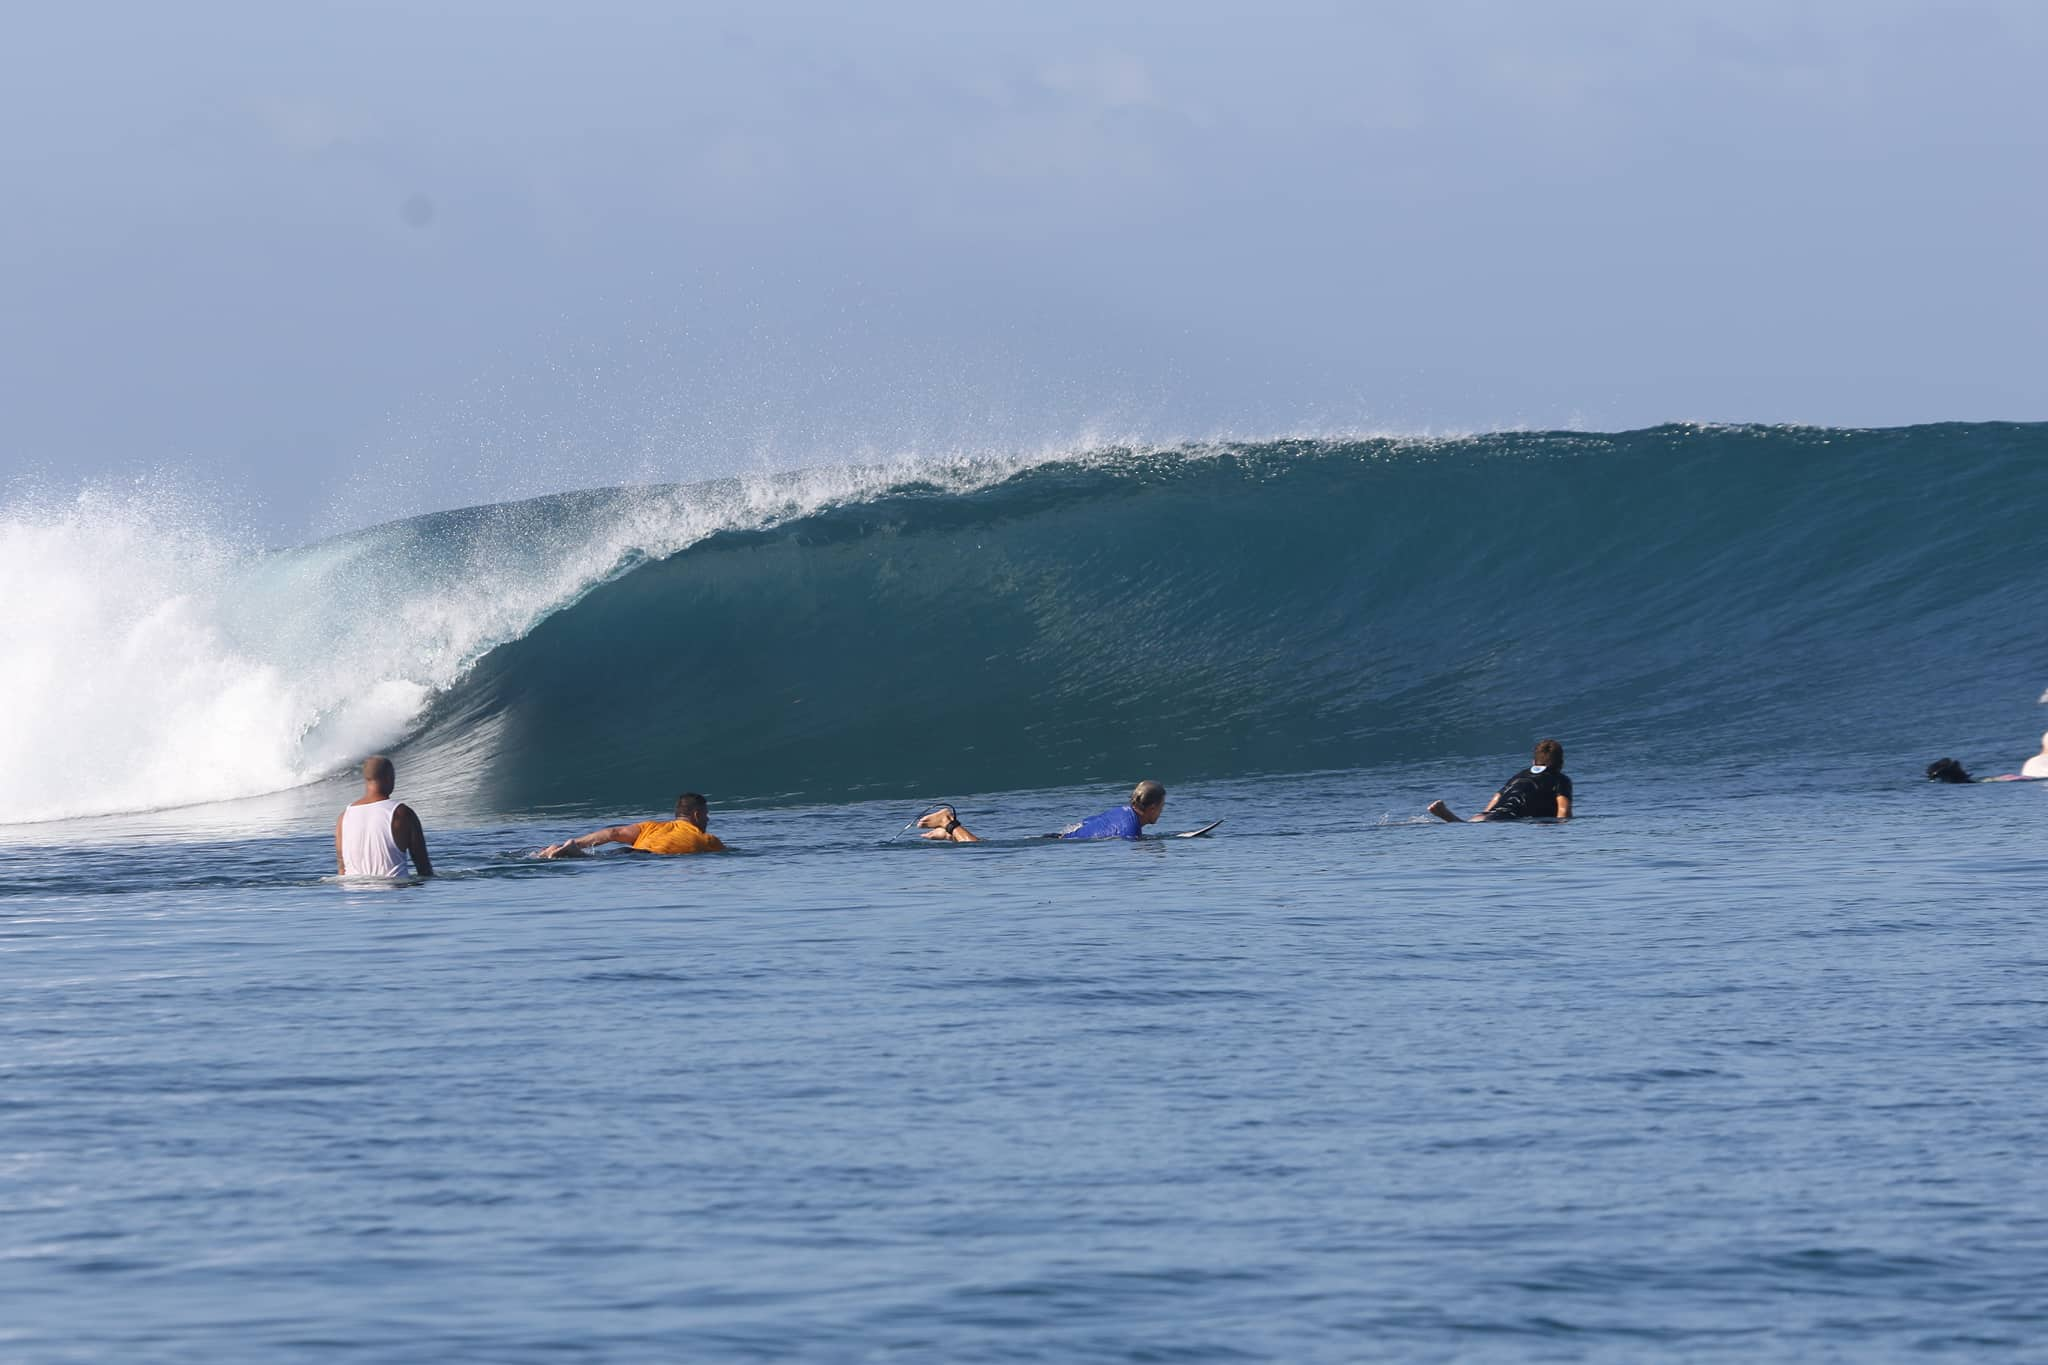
[1131,780,1166,825]
[1926,757,1972,784]
[1533,739,1564,770]
[362,755,396,795]
[674,792,709,827]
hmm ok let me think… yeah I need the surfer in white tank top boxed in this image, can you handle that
[334,756,434,877]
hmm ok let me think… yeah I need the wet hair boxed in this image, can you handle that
[1533,739,1565,769]
[1925,758,1973,784]
[674,792,709,821]
[362,755,396,792]
[1131,780,1166,812]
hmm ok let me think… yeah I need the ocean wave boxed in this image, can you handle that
[5,423,2044,822]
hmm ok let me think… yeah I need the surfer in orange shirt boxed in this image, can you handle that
[539,792,727,858]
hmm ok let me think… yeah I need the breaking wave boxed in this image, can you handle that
[5,423,2044,822]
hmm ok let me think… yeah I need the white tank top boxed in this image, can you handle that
[340,798,410,877]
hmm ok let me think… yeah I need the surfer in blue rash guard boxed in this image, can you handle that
[1428,739,1573,822]
[918,781,1167,842]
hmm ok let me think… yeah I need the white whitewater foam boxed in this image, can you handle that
[0,452,1074,824]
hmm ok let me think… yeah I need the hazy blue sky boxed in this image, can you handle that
[4,1,2043,531]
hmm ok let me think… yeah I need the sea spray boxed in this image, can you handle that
[0,486,321,823]
[0,454,1055,823]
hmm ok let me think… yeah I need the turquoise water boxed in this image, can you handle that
[6,425,2048,1359]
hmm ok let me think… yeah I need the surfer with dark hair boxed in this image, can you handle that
[1924,732,2048,784]
[919,781,1168,842]
[336,755,434,877]
[1926,757,1975,784]
[1428,740,1573,822]
[539,792,727,857]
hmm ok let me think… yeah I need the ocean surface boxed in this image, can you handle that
[5,423,2048,1361]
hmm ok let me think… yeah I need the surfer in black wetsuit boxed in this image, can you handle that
[1428,739,1573,822]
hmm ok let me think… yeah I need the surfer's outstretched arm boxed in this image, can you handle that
[540,822,647,858]
[916,806,980,842]
[1428,792,1504,823]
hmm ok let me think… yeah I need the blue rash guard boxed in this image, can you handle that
[1059,805,1144,840]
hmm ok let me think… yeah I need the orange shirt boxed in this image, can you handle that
[630,818,726,855]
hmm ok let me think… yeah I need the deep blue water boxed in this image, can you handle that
[7,763,2048,1362]
[7,425,2048,1359]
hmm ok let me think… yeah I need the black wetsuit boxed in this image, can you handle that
[1483,767,1572,821]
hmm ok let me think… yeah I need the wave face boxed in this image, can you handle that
[6,424,2045,823]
